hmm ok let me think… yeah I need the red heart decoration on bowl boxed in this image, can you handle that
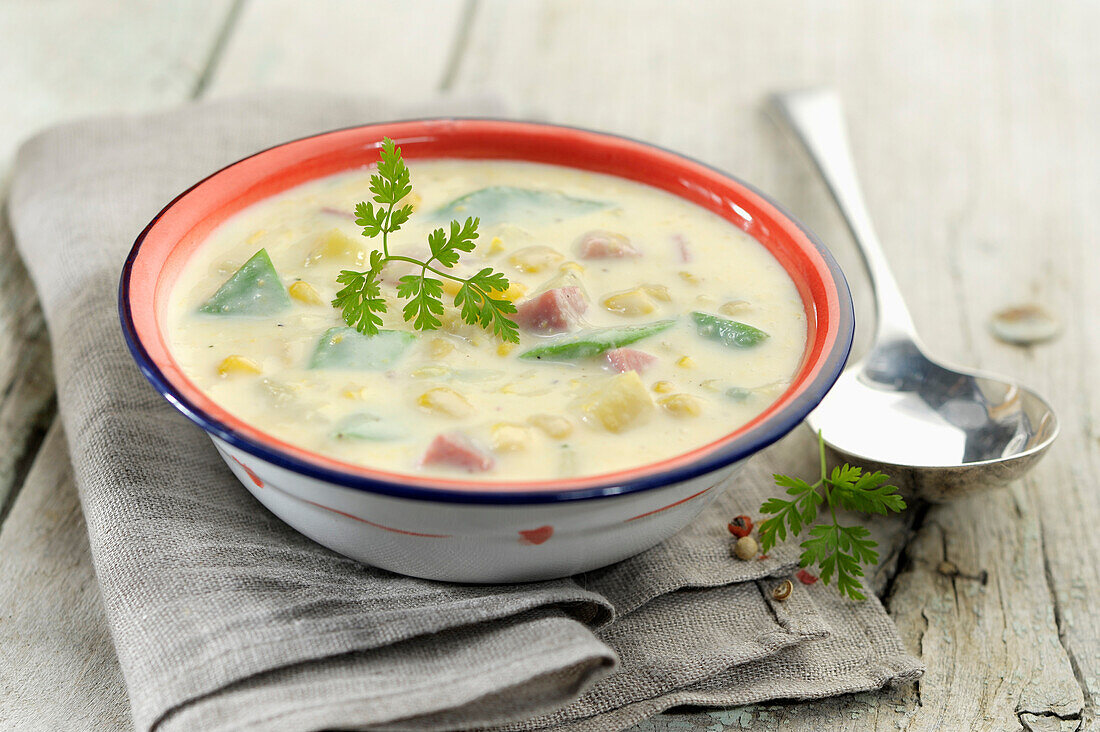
[518,526,554,545]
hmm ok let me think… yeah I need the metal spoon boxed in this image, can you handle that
[769,89,1058,502]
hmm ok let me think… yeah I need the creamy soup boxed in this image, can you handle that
[167,161,807,481]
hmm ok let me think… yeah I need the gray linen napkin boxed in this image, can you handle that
[8,91,921,731]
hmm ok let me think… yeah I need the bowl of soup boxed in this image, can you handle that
[120,119,853,582]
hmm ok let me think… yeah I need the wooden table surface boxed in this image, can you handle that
[1,2,1096,730]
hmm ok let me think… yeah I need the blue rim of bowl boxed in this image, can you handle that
[119,118,854,505]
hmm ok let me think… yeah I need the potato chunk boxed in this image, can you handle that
[641,283,672,302]
[509,245,564,273]
[427,338,454,359]
[417,387,474,418]
[304,229,366,267]
[658,393,703,418]
[527,414,573,439]
[578,371,654,433]
[718,300,751,316]
[491,423,532,452]
[601,287,658,316]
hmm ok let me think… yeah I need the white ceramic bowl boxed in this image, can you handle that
[120,119,853,582]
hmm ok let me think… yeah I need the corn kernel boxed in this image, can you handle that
[652,380,675,394]
[602,288,658,316]
[677,356,695,369]
[406,192,422,212]
[509,245,564,273]
[417,387,474,417]
[695,294,717,306]
[719,300,751,316]
[217,355,261,377]
[559,260,586,274]
[428,338,454,359]
[497,342,516,356]
[527,414,573,439]
[679,271,702,285]
[288,280,324,306]
[659,393,703,418]
[488,236,506,255]
[499,282,529,302]
[246,229,266,245]
[491,422,531,452]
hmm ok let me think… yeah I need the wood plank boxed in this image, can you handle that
[0,0,234,169]
[204,0,471,98]
[0,0,237,522]
[0,422,131,731]
[453,1,1099,728]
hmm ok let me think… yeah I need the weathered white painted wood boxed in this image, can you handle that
[453,1,1099,729]
[0,422,132,731]
[0,0,234,170]
[205,0,472,98]
[0,0,237,521]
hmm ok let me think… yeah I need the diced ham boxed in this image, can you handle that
[515,286,587,333]
[576,230,640,259]
[603,348,657,374]
[673,234,693,263]
[422,432,494,472]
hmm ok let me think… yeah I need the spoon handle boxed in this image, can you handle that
[769,89,918,344]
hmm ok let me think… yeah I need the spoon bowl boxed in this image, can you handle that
[806,340,1058,502]
[771,88,1058,501]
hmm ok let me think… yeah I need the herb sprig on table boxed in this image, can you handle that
[332,137,520,343]
[759,432,906,600]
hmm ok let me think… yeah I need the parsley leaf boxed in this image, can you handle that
[758,431,906,600]
[332,266,385,334]
[455,269,520,344]
[397,274,445,331]
[330,137,519,342]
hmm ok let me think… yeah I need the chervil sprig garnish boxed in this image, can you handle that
[759,431,906,601]
[332,137,519,343]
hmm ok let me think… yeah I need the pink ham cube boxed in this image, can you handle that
[422,432,494,473]
[515,286,587,333]
[603,348,657,374]
[576,230,640,259]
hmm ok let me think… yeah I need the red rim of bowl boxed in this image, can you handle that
[119,119,854,504]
